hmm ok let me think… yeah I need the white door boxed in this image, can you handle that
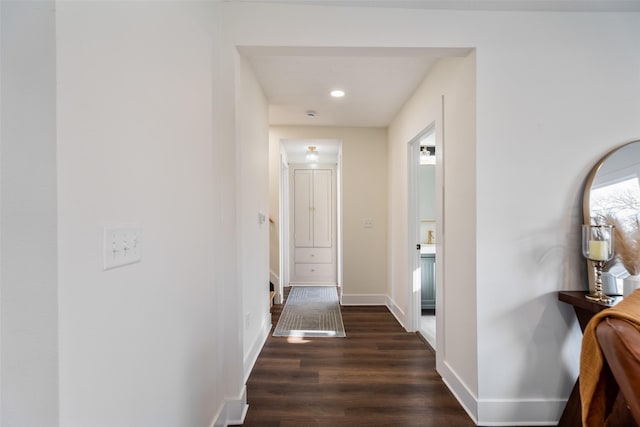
[293,169,313,248]
[294,169,332,248]
[312,169,332,248]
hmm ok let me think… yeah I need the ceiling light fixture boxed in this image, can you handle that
[420,146,435,165]
[305,146,319,164]
[330,89,345,98]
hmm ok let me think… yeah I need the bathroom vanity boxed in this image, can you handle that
[420,245,436,310]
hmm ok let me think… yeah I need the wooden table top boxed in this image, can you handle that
[558,290,622,313]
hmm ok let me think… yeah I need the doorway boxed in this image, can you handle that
[278,139,343,295]
[408,124,439,349]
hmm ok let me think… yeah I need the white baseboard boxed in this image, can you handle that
[289,282,336,287]
[385,296,407,330]
[340,294,408,330]
[340,293,388,305]
[209,386,248,427]
[243,314,271,383]
[438,360,478,424]
[269,271,278,286]
[438,360,563,425]
[476,398,564,426]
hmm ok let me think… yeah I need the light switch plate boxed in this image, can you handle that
[103,226,142,270]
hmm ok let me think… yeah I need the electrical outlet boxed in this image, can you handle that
[103,226,142,270]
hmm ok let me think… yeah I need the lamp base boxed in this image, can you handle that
[585,292,614,303]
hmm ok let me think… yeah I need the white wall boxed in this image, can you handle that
[388,53,478,415]
[3,2,640,425]
[55,2,242,426]
[225,3,640,425]
[269,127,388,300]
[472,13,640,423]
[1,2,59,425]
[236,55,271,380]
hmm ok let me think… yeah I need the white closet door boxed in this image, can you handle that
[313,169,332,248]
[293,169,313,248]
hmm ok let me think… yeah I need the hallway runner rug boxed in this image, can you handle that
[272,286,346,338]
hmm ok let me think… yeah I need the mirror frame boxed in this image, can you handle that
[583,139,640,294]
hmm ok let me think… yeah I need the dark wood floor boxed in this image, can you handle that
[232,288,476,427]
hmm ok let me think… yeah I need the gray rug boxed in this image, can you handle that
[273,286,346,338]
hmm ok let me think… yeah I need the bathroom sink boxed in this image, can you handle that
[420,244,436,255]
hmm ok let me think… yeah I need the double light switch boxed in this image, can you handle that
[103,226,142,270]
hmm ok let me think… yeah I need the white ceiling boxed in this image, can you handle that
[228,0,640,12]
[241,46,470,158]
[241,46,471,128]
[236,0,640,155]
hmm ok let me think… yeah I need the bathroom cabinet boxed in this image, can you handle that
[421,254,436,310]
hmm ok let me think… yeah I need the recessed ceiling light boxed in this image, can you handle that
[330,89,345,98]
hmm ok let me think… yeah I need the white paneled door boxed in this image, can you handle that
[311,169,332,248]
[294,169,314,248]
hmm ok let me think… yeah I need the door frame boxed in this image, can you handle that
[407,97,445,353]
[277,151,290,304]
[407,124,435,333]
[336,145,343,297]
[278,140,343,293]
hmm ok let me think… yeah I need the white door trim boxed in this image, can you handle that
[407,122,438,334]
[407,97,445,359]
[407,131,424,333]
[277,150,289,304]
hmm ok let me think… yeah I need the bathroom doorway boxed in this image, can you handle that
[408,124,438,349]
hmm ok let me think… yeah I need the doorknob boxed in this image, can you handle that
[416,244,421,250]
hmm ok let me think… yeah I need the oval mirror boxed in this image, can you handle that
[583,140,640,295]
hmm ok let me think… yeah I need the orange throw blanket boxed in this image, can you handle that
[580,289,640,426]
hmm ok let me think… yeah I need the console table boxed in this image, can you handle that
[557,291,622,426]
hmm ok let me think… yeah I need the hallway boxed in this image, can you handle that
[233,293,475,427]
